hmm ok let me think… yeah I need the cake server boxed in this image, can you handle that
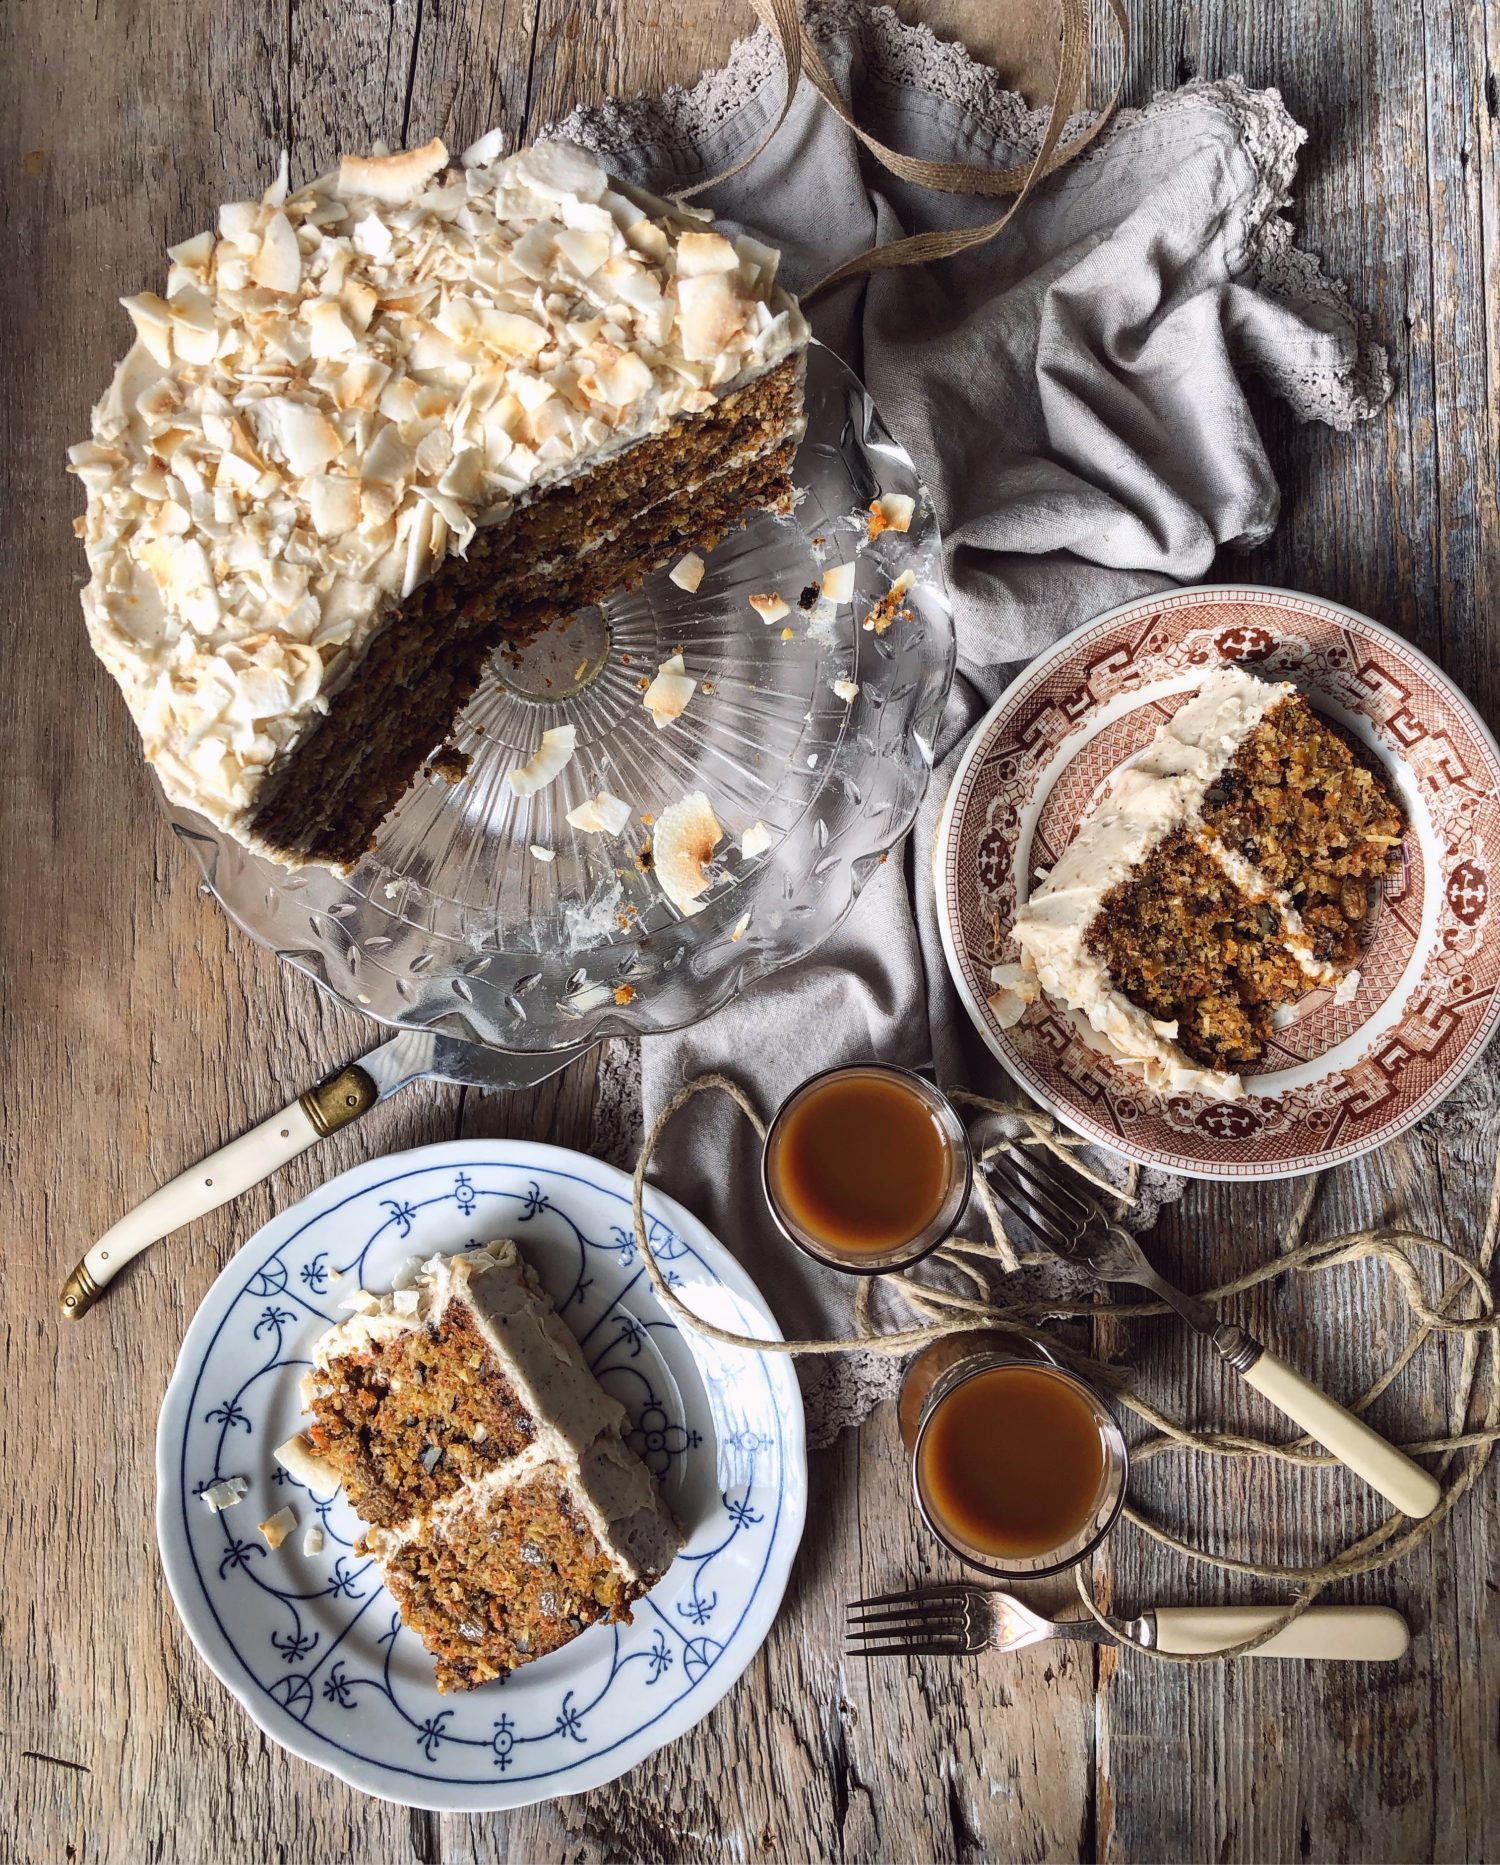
[846,1584,1411,1661]
[59,1031,586,1319]
[978,1136,1442,1518]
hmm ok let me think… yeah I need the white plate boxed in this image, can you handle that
[156,1140,806,1810]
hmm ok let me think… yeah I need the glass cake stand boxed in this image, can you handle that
[168,343,955,1058]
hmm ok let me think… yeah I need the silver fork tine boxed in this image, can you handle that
[846,1637,970,1658]
[982,1154,1081,1252]
[851,1583,972,1609]
[1002,1144,1102,1226]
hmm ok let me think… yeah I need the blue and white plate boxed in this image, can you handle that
[156,1140,806,1810]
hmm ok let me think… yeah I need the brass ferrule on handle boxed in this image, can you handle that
[300,1064,378,1136]
[60,1258,102,1321]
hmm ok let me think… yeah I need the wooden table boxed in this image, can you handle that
[6,2,1497,1858]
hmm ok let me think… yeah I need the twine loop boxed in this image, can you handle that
[632,1073,1500,1663]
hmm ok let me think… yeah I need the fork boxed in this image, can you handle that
[846,1584,1410,1661]
[978,1137,1440,1518]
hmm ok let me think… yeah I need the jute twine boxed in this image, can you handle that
[674,0,1130,305]
[631,1074,1500,1663]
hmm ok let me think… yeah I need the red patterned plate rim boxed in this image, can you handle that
[934,585,1500,1180]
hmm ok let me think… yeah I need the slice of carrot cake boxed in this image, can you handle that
[276,1241,681,1692]
[999,665,1403,1099]
[69,136,808,868]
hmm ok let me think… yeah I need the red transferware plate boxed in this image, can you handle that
[935,585,1500,1179]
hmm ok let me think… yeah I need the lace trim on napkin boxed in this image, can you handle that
[550,0,1389,431]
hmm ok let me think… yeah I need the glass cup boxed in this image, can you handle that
[760,1061,973,1275]
[899,1334,1129,1580]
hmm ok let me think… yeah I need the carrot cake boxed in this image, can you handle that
[997,665,1403,1099]
[69,136,809,867]
[276,1241,681,1692]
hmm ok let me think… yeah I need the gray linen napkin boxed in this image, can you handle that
[556,0,1390,1444]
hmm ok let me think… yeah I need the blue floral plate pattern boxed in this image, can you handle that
[156,1140,806,1810]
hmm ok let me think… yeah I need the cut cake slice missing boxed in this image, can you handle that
[278,1240,682,1691]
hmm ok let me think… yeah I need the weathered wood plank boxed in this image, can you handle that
[4,0,1496,1859]
[1093,1,1500,1860]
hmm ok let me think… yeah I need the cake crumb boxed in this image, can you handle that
[831,677,860,703]
[613,983,635,1005]
[428,744,470,784]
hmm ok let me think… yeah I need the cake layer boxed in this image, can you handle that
[1198,693,1404,965]
[69,136,809,855]
[282,1241,682,1693]
[1085,828,1315,1070]
[373,1462,651,1692]
[246,355,803,864]
[1008,666,1404,1096]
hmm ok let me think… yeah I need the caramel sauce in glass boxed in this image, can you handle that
[917,1363,1108,1559]
[766,1070,952,1258]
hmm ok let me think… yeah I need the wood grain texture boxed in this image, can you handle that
[2,0,1495,1860]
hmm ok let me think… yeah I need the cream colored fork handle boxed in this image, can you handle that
[59,1065,377,1318]
[1241,1349,1441,1518]
[1152,1605,1410,1661]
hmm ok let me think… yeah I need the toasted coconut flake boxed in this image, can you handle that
[831,677,860,703]
[669,552,705,592]
[566,791,632,835]
[731,911,751,941]
[337,137,449,204]
[461,126,507,167]
[987,962,1042,1030]
[868,492,915,537]
[121,292,175,367]
[508,723,577,797]
[749,592,790,624]
[274,1434,329,1490]
[654,791,723,914]
[643,652,697,729]
[820,560,856,605]
[740,820,772,859]
[200,1476,248,1513]
[259,1505,297,1550]
[529,844,556,862]
[302,1522,326,1557]
[252,210,302,294]
[676,230,740,276]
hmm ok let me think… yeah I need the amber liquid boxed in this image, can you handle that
[766,1070,952,1258]
[918,1364,1108,1559]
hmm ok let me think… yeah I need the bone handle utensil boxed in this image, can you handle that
[59,1032,587,1318]
[1130,1258,1441,1520]
[978,1138,1442,1519]
[1147,1604,1410,1660]
[59,1064,378,1319]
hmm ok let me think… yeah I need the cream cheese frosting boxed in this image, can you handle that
[68,136,808,839]
[1008,665,1335,1101]
[283,1240,680,1585]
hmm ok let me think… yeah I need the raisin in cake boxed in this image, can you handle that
[276,1241,682,1691]
[994,665,1403,1099]
[69,136,808,867]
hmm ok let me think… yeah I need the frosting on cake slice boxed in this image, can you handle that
[277,1240,681,1691]
[1003,665,1403,1100]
